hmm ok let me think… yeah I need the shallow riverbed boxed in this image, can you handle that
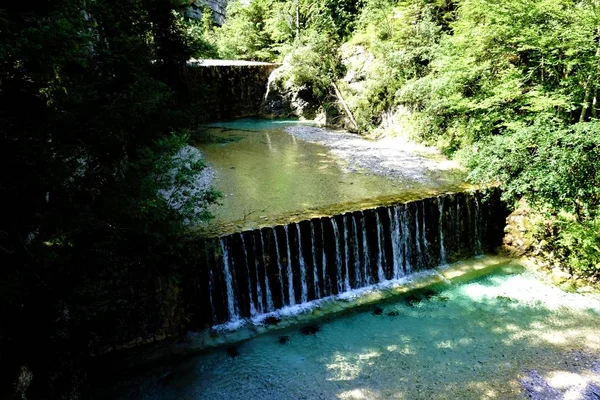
[101,264,600,399]
[196,119,467,233]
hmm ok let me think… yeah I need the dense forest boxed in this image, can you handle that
[0,1,218,397]
[1,0,599,398]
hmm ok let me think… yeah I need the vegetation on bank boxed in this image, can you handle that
[0,1,219,397]
[192,0,600,280]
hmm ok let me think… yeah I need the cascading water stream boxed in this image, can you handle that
[251,236,265,314]
[361,211,370,285]
[203,190,503,327]
[272,227,285,306]
[310,222,320,298]
[284,225,296,305]
[220,238,239,321]
[474,196,483,256]
[259,231,274,311]
[421,202,428,267]
[204,246,216,325]
[321,220,328,296]
[375,213,385,282]
[331,219,343,293]
[400,206,412,274]
[351,215,361,288]
[388,208,400,279]
[437,197,448,266]
[342,216,351,291]
[415,205,423,270]
[296,224,308,303]
[240,235,258,317]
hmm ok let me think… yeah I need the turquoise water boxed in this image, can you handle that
[102,265,600,399]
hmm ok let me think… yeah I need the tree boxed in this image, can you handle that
[0,0,218,397]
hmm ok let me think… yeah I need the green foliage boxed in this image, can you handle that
[281,31,344,98]
[556,216,600,275]
[349,0,447,131]
[0,0,219,396]
[466,121,600,216]
[212,0,279,60]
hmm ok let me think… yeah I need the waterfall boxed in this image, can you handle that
[474,195,483,256]
[321,220,328,296]
[400,206,412,274]
[342,216,351,291]
[421,202,428,267]
[201,190,503,327]
[351,215,361,288]
[259,231,274,311]
[438,197,447,266]
[415,205,423,270]
[388,208,400,279]
[331,219,343,293]
[284,225,296,305]
[375,212,385,282]
[272,227,285,306]
[296,224,308,303]
[204,246,215,324]
[251,235,265,314]
[240,235,258,317]
[361,211,370,285]
[220,238,239,321]
[311,222,320,298]
[456,199,461,239]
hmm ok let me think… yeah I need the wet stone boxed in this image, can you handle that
[226,346,239,359]
[300,325,320,335]
[278,335,290,344]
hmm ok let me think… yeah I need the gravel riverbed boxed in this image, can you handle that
[285,126,463,183]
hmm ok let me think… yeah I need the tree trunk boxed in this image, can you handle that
[331,82,358,132]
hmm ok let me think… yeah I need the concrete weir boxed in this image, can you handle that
[185,189,507,331]
[187,59,279,120]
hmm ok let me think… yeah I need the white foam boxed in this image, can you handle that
[212,268,442,332]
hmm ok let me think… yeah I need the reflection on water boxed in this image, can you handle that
[197,119,465,231]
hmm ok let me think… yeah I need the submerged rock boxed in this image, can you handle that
[300,325,320,335]
[264,316,281,326]
[421,289,437,300]
[387,311,399,317]
[372,306,383,315]
[403,294,422,307]
[278,335,290,344]
[226,346,239,359]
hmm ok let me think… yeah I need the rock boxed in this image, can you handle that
[300,324,320,335]
[372,306,383,315]
[264,316,281,326]
[387,311,399,317]
[577,285,594,293]
[183,0,228,25]
[403,294,422,307]
[278,335,290,344]
[259,57,321,120]
[226,346,239,359]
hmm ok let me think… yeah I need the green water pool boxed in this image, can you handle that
[196,119,467,234]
